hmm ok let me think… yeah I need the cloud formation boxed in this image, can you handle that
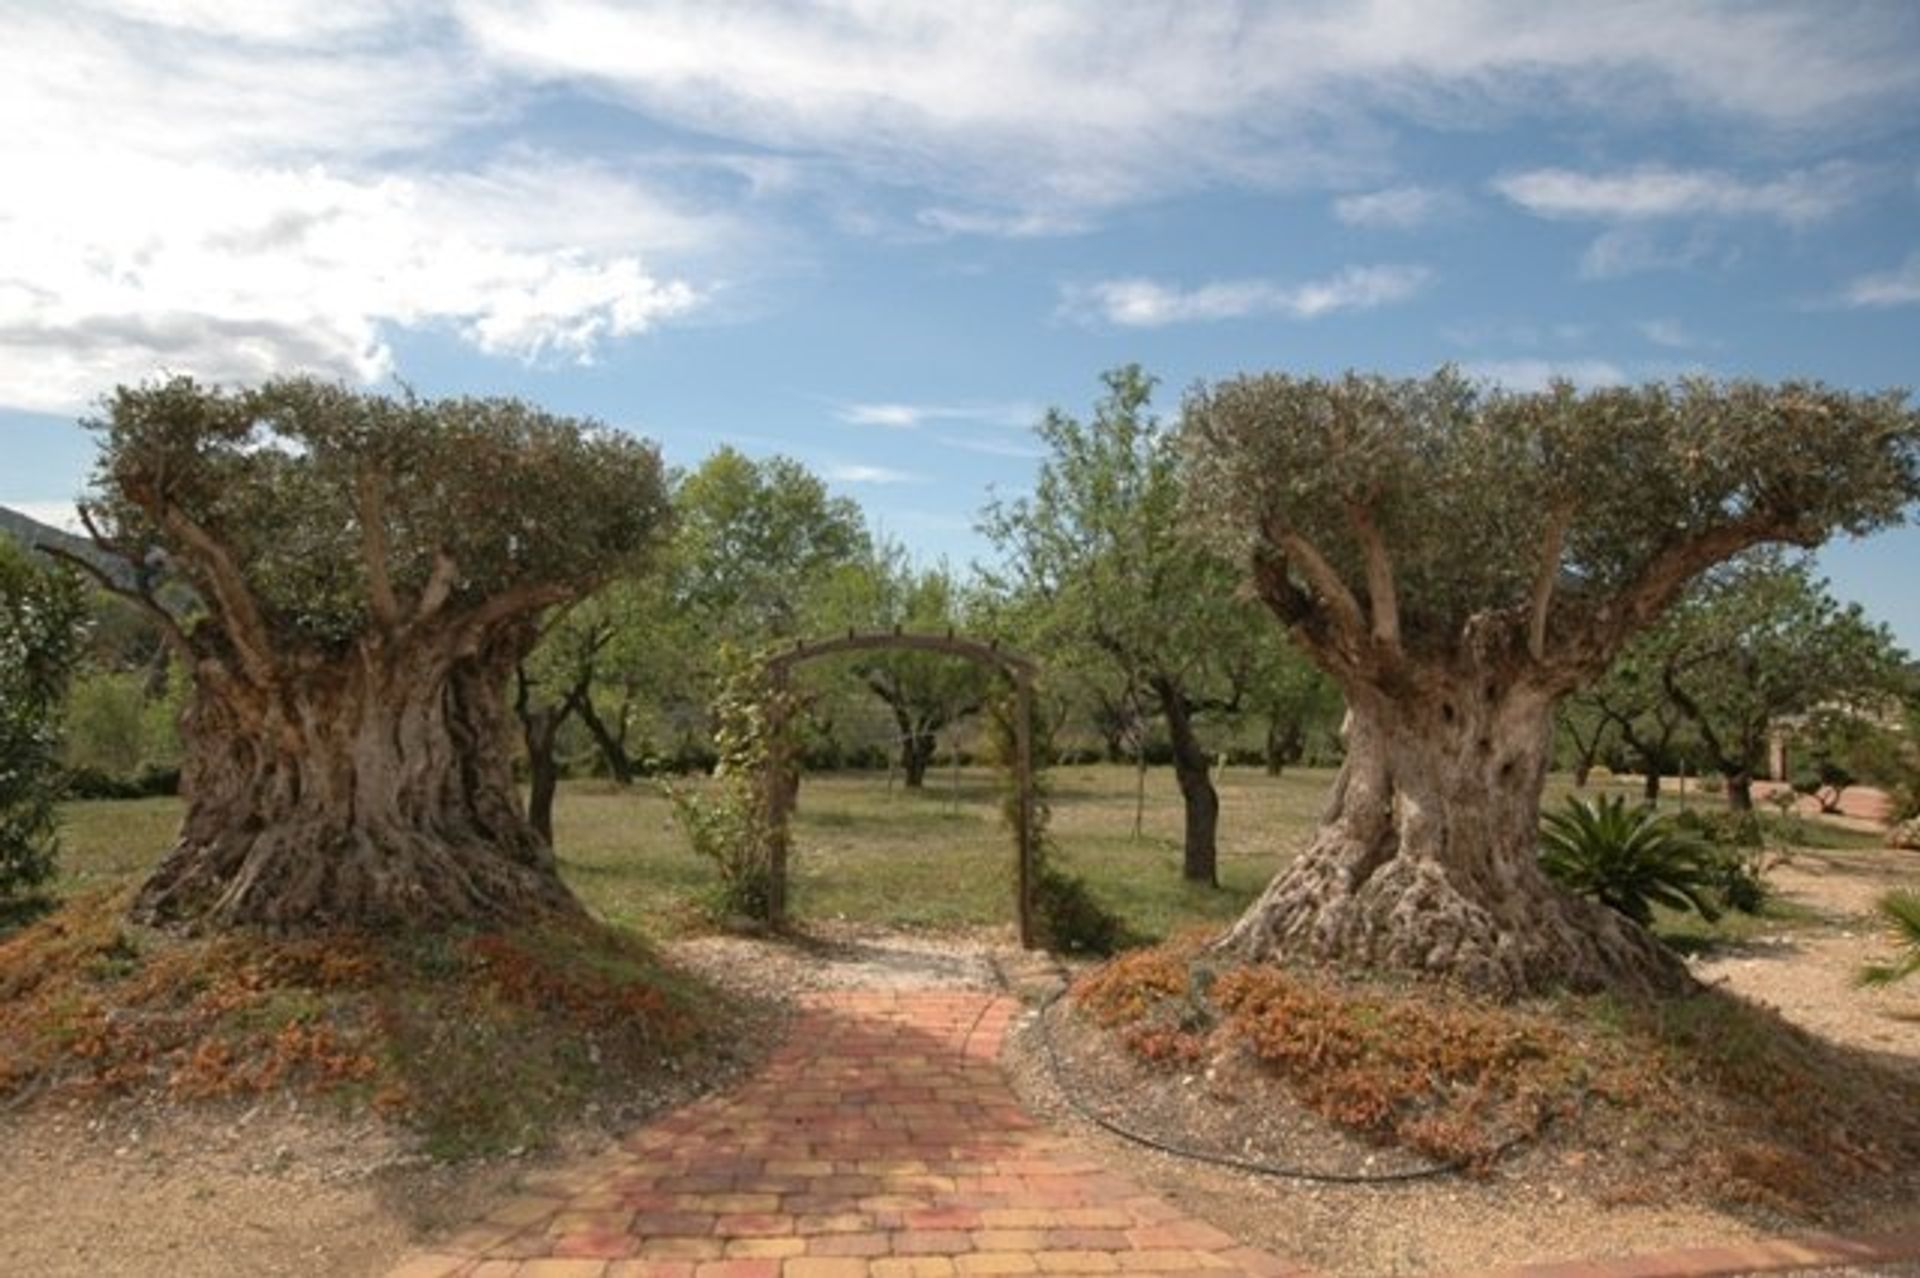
[1061,266,1431,327]
[1495,165,1858,226]
[1841,252,1920,307]
[1333,185,1459,229]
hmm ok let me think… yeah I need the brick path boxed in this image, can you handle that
[388,986,1920,1278]
[387,990,1308,1278]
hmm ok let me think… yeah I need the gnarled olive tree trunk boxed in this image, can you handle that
[1219,678,1686,997]
[134,627,580,932]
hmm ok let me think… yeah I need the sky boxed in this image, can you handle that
[2,1,1918,645]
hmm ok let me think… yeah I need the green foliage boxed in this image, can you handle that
[84,376,671,653]
[0,542,87,909]
[980,366,1265,750]
[661,649,786,923]
[1636,551,1908,799]
[1182,371,1920,666]
[1540,794,1723,926]
[982,679,1135,955]
[1857,890,1920,988]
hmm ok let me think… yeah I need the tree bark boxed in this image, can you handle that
[133,627,581,932]
[1725,772,1754,811]
[575,693,637,784]
[1153,675,1219,887]
[1219,680,1689,998]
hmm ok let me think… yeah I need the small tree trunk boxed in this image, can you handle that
[1642,766,1661,804]
[1726,772,1754,811]
[575,695,636,784]
[1220,679,1688,998]
[133,628,580,932]
[527,732,561,844]
[1572,759,1593,787]
[1153,676,1219,887]
[901,729,937,789]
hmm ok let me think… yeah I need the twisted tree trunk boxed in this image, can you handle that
[1220,679,1687,997]
[134,626,580,932]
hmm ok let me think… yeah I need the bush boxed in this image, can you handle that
[1031,865,1135,956]
[1540,794,1722,926]
[63,764,180,800]
[1,545,86,913]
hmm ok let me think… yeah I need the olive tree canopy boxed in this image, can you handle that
[1183,369,1919,995]
[66,376,671,932]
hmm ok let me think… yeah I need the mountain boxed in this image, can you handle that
[0,504,135,585]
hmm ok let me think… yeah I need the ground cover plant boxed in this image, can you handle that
[1070,937,1920,1213]
[0,888,728,1159]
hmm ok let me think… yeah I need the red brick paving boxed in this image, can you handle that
[388,989,1920,1278]
[387,991,1312,1278]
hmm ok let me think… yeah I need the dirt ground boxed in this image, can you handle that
[3,849,1917,1278]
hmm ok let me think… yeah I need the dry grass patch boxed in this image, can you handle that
[0,890,741,1159]
[1072,939,1920,1215]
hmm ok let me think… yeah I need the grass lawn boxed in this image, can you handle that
[53,764,1875,947]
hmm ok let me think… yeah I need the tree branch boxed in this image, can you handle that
[1528,504,1572,662]
[39,543,195,662]
[1344,502,1400,650]
[356,469,401,629]
[138,500,278,687]
[414,549,459,623]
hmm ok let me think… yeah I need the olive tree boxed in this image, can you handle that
[62,377,671,932]
[1183,371,1919,995]
[0,541,86,909]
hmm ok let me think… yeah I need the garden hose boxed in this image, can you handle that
[1029,965,1539,1186]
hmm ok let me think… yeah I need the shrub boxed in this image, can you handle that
[1539,794,1722,926]
[1032,864,1136,955]
[662,651,779,926]
[1858,890,1920,988]
[0,545,86,914]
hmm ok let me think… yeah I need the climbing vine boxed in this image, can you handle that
[662,647,794,922]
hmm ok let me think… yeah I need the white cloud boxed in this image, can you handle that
[834,400,1037,430]
[1840,252,1920,307]
[1333,185,1458,229]
[456,1,1920,222]
[1637,318,1713,350]
[932,434,1047,460]
[1577,226,1724,279]
[1061,265,1431,328]
[1461,359,1628,392]
[915,208,1091,239]
[1495,165,1858,226]
[826,463,923,485]
[0,4,719,413]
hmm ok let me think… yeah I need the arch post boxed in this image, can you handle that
[1014,667,1036,949]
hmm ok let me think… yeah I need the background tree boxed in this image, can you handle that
[1243,637,1343,776]
[0,541,85,914]
[1655,551,1908,810]
[1183,370,1919,995]
[59,377,671,932]
[983,367,1258,886]
[1570,641,1696,803]
[813,547,991,787]
[572,448,871,781]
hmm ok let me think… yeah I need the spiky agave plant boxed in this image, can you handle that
[1539,794,1722,927]
[1857,890,1920,987]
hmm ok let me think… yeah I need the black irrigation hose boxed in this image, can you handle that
[1032,973,1538,1186]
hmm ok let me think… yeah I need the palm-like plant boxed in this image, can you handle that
[1539,794,1722,926]
[1857,890,1920,987]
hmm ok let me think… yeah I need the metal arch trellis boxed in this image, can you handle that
[759,629,1041,948]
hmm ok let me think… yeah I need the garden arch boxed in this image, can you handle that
[761,630,1039,947]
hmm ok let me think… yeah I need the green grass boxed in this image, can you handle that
[47,765,1881,947]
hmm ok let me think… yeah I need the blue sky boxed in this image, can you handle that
[2,2,1918,645]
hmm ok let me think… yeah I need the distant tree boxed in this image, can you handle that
[815,548,991,787]
[983,367,1259,886]
[1570,641,1695,803]
[1656,551,1908,811]
[0,540,86,910]
[1184,370,1919,995]
[60,377,670,932]
[1244,637,1343,775]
